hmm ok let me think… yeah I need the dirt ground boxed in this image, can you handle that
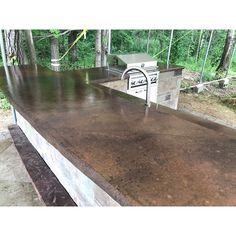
[178,92,236,128]
[178,70,236,129]
[0,108,43,206]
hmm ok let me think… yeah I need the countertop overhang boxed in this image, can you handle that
[0,65,235,206]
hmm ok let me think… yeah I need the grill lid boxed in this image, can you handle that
[108,53,157,69]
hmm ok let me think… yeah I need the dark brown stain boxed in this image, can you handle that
[9,125,76,206]
[1,65,236,206]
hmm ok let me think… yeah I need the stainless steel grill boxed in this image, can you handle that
[107,53,160,105]
[107,53,159,89]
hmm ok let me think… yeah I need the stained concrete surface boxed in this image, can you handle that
[1,66,236,205]
[0,130,44,206]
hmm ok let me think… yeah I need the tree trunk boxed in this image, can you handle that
[4,30,25,65]
[159,30,164,61]
[101,30,108,67]
[95,30,102,67]
[187,30,194,59]
[195,30,203,62]
[51,36,60,71]
[216,30,236,77]
[0,30,7,67]
[19,30,29,65]
[146,30,151,53]
[68,30,78,63]
[25,30,37,64]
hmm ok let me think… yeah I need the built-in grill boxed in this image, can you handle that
[108,53,159,86]
[126,66,158,90]
[107,53,160,103]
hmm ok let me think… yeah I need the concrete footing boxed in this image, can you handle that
[219,78,230,89]
[193,84,205,93]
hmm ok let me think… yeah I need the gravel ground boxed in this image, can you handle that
[0,109,12,131]
[0,108,43,206]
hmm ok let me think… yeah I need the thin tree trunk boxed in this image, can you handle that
[187,30,194,59]
[195,30,203,62]
[107,30,111,54]
[19,30,29,65]
[159,30,165,61]
[51,36,60,71]
[68,30,78,63]
[200,30,214,83]
[146,30,151,53]
[101,30,108,67]
[25,30,37,64]
[4,30,25,65]
[95,30,102,67]
[0,30,7,67]
[216,30,236,77]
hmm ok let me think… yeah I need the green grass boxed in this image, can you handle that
[0,91,11,110]
[176,56,236,82]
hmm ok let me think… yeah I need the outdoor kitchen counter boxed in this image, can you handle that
[0,65,236,206]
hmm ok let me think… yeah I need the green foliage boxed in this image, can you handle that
[0,29,235,80]
[112,30,148,54]
[0,52,2,66]
[0,91,10,110]
[49,29,61,39]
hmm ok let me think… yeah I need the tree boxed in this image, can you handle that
[216,30,236,77]
[95,30,102,67]
[101,30,109,66]
[50,36,60,71]
[25,30,37,64]
[195,30,203,62]
[68,30,78,63]
[4,30,26,65]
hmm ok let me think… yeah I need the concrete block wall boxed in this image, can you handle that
[102,69,183,110]
[157,71,182,110]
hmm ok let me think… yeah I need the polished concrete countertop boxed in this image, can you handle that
[0,65,236,206]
